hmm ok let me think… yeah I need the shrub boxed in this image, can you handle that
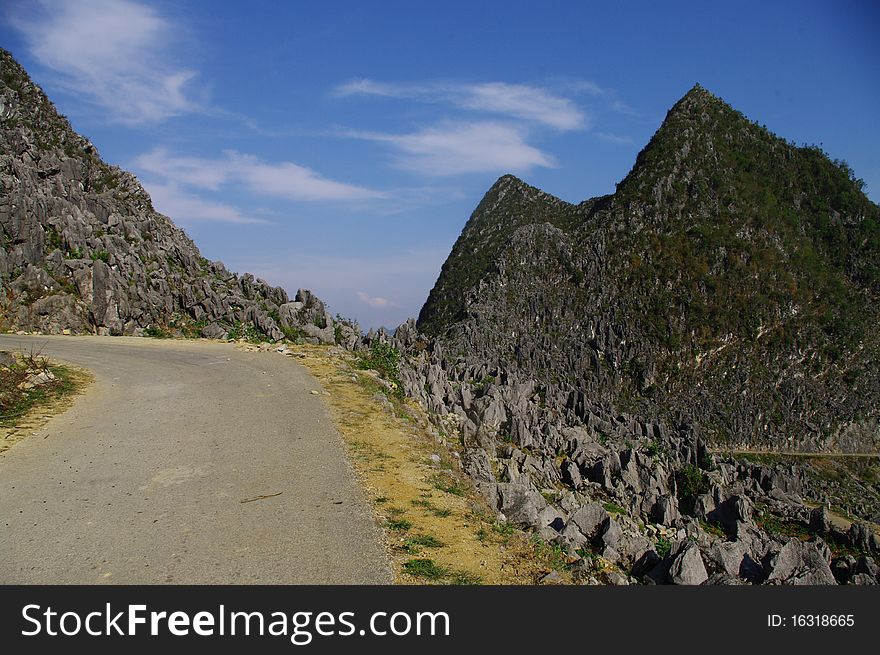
[676,464,710,501]
[655,536,672,558]
[357,341,403,399]
[227,322,262,343]
[143,325,171,339]
[0,353,76,426]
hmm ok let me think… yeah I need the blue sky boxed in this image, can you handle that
[2,1,878,328]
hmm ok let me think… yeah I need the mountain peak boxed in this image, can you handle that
[488,173,532,195]
[494,173,525,186]
[665,83,729,121]
[419,79,880,453]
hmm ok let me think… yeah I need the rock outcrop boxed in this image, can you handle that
[380,85,880,585]
[0,48,337,342]
[418,85,879,454]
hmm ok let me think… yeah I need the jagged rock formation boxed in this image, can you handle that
[386,318,879,585]
[419,85,879,453]
[0,48,345,343]
[384,86,880,585]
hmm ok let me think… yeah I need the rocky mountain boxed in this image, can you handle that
[0,48,347,345]
[3,47,877,585]
[381,85,880,585]
[418,85,879,454]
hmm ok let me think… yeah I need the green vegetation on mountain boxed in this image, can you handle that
[418,85,879,451]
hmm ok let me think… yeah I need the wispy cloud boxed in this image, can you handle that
[357,291,393,308]
[133,148,385,201]
[8,0,201,124]
[568,80,606,97]
[146,182,268,225]
[335,79,587,130]
[595,131,634,145]
[610,99,639,117]
[346,121,555,176]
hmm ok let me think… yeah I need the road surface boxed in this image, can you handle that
[0,335,391,584]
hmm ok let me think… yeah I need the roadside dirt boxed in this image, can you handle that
[0,360,92,454]
[287,343,562,584]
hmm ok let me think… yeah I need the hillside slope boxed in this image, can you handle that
[418,85,880,453]
[0,48,339,343]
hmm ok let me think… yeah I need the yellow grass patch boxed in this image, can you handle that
[288,344,566,584]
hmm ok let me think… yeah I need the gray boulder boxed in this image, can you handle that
[809,507,830,535]
[668,543,709,585]
[200,322,227,339]
[651,494,681,527]
[562,502,609,548]
[765,539,836,585]
[495,482,547,526]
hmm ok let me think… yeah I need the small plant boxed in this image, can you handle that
[492,520,515,537]
[410,534,443,547]
[698,518,726,538]
[403,558,447,581]
[90,250,111,264]
[143,325,171,339]
[602,501,627,515]
[575,547,599,561]
[449,571,483,585]
[279,324,304,341]
[357,341,404,399]
[531,536,568,572]
[402,534,444,553]
[386,518,412,532]
[676,464,710,500]
[646,439,666,458]
[755,510,811,541]
[655,536,672,558]
[44,226,62,250]
[0,352,79,429]
[429,472,466,496]
[227,322,262,343]
[411,498,452,518]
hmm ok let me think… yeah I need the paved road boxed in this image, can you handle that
[0,335,390,584]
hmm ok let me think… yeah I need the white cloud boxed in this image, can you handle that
[595,132,635,145]
[133,148,384,201]
[8,0,200,123]
[228,152,385,202]
[455,83,586,130]
[145,182,267,225]
[134,149,228,190]
[335,79,586,130]
[610,99,638,116]
[569,80,606,96]
[335,79,400,98]
[349,121,556,176]
[357,292,393,308]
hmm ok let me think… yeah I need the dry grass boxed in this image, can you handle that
[0,350,92,453]
[287,343,565,584]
